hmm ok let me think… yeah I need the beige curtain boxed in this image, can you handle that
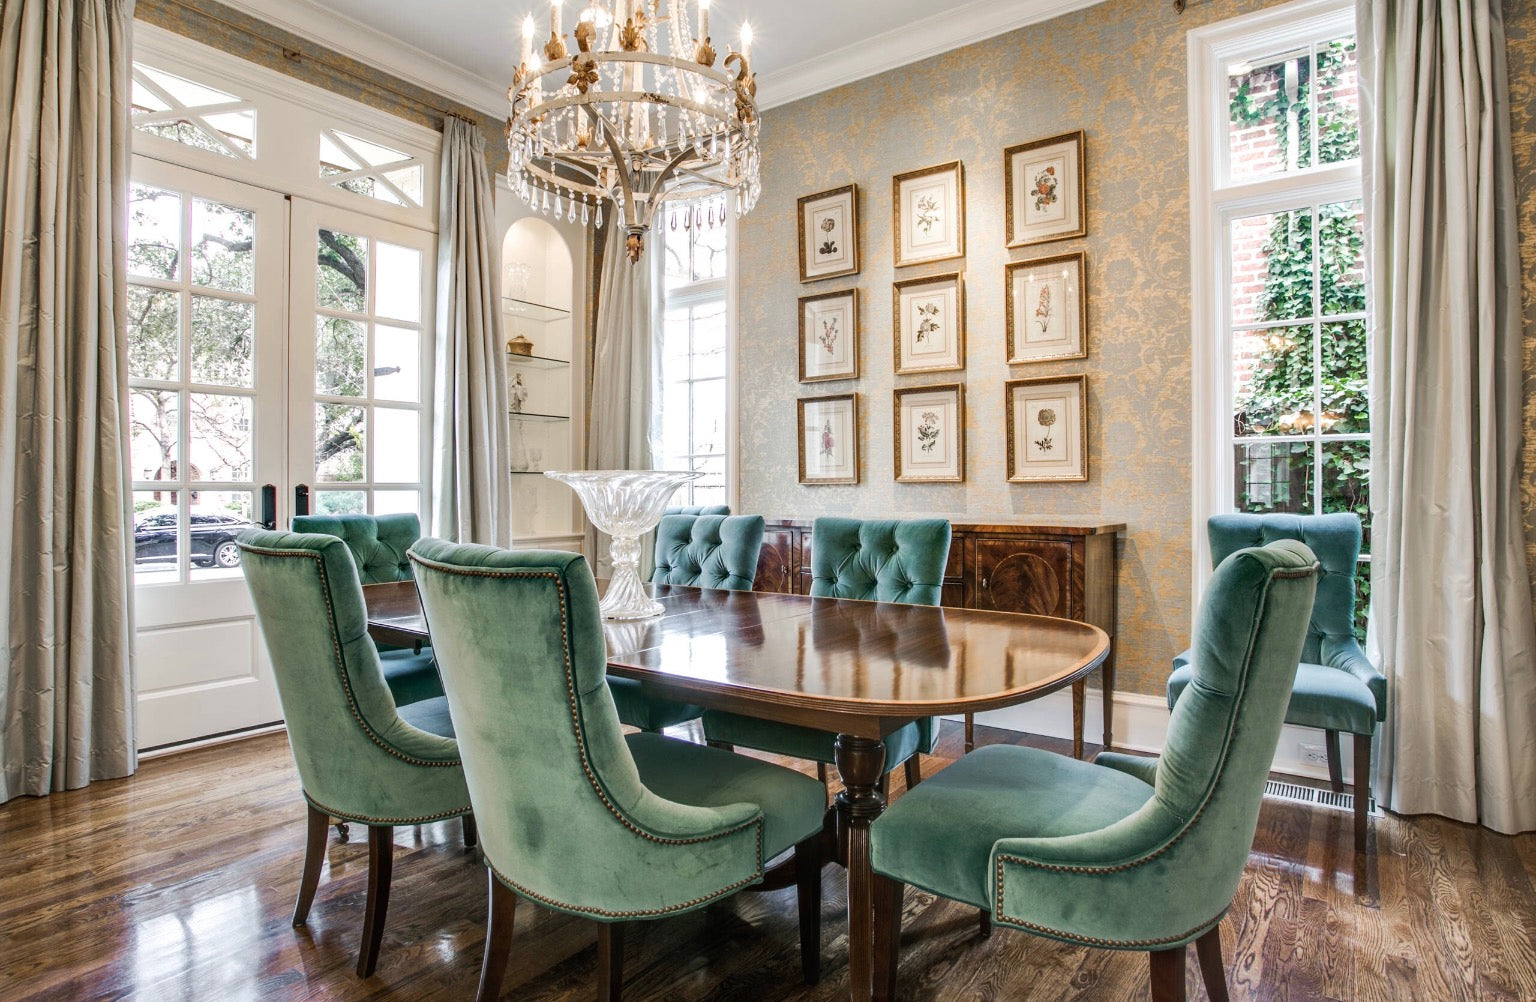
[1360,0,1536,833]
[0,0,137,802]
[432,117,512,546]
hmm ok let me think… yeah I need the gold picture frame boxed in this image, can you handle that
[799,288,860,382]
[892,161,966,267]
[1005,251,1088,364]
[797,184,860,283]
[1005,130,1087,249]
[1005,374,1089,482]
[894,383,965,483]
[798,392,860,485]
[892,272,966,374]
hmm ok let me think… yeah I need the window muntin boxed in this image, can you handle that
[320,129,425,208]
[1225,35,1359,183]
[131,64,256,159]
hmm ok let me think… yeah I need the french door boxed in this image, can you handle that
[128,158,435,749]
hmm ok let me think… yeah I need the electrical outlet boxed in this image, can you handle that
[1300,742,1328,765]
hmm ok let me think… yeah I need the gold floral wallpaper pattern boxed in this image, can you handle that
[737,0,1536,700]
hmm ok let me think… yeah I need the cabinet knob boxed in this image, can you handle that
[981,577,988,590]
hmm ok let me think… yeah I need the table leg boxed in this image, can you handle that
[835,734,887,1002]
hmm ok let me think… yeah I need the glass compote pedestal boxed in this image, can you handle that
[544,469,701,620]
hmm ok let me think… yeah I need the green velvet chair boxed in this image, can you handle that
[701,517,951,791]
[663,504,731,516]
[868,539,1321,1002]
[1168,513,1384,852]
[609,514,768,733]
[237,528,473,979]
[407,540,828,1002]
[291,513,442,708]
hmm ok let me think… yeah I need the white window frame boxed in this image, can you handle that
[1187,0,1361,609]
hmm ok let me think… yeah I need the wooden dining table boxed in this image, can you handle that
[363,578,1110,1002]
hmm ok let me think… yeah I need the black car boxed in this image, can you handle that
[134,509,251,569]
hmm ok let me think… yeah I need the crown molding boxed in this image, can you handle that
[756,0,1109,110]
[233,0,508,116]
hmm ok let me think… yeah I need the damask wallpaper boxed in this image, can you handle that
[737,0,1536,700]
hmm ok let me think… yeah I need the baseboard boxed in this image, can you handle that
[138,721,285,761]
[948,691,1364,784]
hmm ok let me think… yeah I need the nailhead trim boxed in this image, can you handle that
[239,543,462,769]
[304,791,469,827]
[997,911,1228,950]
[488,860,763,920]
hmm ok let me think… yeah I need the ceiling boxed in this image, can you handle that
[240,0,1107,114]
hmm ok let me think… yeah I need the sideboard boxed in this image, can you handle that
[752,517,1126,758]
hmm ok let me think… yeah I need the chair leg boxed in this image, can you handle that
[1325,730,1344,792]
[1071,681,1086,760]
[707,739,735,752]
[817,762,829,786]
[1148,946,1187,1002]
[293,803,330,926]
[597,921,625,1002]
[794,836,823,985]
[1194,927,1229,1002]
[1354,733,1372,854]
[903,757,922,790]
[357,825,394,977]
[877,773,889,800]
[477,873,518,1002]
[463,813,478,849]
[872,874,904,1002]
[978,907,992,938]
[964,713,976,753]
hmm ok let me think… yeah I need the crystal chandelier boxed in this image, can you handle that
[507,0,761,263]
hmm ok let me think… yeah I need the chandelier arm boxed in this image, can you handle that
[515,89,738,135]
[589,102,641,229]
[640,144,699,228]
[522,50,736,90]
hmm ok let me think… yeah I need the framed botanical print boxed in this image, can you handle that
[893,272,965,374]
[798,184,860,282]
[893,161,965,267]
[894,383,965,483]
[798,393,859,485]
[1005,131,1086,248]
[1006,251,1087,364]
[1006,374,1088,482]
[799,289,859,382]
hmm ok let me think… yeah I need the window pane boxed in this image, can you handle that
[381,166,424,208]
[374,490,420,517]
[374,242,421,322]
[128,185,182,280]
[1228,48,1313,179]
[189,393,253,481]
[1316,36,1361,167]
[316,404,365,481]
[130,389,179,482]
[1321,439,1370,542]
[693,223,729,281]
[663,229,690,289]
[372,408,420,483]
[316,316,366,397]
[128,286,180,381]
[314,490,367,515]
[690,454,726,497]
[1233,325,1315,436]
[690,378,726,456]
[317,230,368,312]
[374,325,420,402]
[190,296,254,387]
[1231,209,1314,324]
[1319,200,1365,315]
[1320,319,1368,434]
[132,489,180,583]
[691,303,727,380]
[188,490,254,579]
[1233,441,1314,514]
[190,199,255,293]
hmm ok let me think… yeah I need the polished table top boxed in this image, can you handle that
[363,579,1110,739]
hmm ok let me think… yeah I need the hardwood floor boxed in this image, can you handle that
[3,722,1534,1001]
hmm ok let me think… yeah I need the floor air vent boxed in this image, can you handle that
[1264,778,1379,815]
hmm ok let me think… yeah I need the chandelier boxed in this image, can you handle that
[507,1,761,263]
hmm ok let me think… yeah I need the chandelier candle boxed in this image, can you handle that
[506,0,761,263]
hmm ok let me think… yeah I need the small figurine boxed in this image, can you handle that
[510,372,529,413]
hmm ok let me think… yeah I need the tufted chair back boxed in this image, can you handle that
[291,513,421,584]
[651,514,764,590]
[809,517,951,605]
[664,504,731,517]
[1207,513,1358,669]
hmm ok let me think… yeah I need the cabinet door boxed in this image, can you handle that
[972,537,1081,618]
[753,527,799,594]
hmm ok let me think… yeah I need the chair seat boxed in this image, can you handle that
[396,695,455,738]
[380,648,444,706]
[1168,660,1378,735]
[608,676,705,732]
[700,710,930,772]
[624,732,827,860]
[870,745,1155,909]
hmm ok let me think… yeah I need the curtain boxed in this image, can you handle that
[585,223,660,570]
[432,117,512,546]
[1360,0,1536,833]
[0,0,137,802]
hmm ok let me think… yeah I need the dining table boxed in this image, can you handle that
[363,577,1110,1002]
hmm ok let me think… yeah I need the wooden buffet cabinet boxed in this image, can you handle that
[752,517,1126,758]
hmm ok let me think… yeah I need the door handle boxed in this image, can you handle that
[294,483,310,517]
[259,484,277,530]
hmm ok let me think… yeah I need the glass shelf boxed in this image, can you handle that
[505,351,571,369]
[509,410,570,422]
[502,297,571,322]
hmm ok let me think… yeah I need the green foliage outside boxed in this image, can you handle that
[1229,38,1372,639]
